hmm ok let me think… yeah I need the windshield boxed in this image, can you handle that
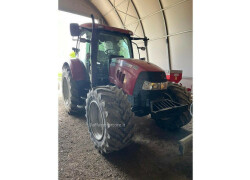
[94,31,132,85]
[98,32,132,59]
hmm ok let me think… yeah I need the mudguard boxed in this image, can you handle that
[62,59,89,82]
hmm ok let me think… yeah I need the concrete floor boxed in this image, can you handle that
[59,94,192,180]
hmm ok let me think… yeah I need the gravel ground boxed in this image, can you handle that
[59,93,192,180]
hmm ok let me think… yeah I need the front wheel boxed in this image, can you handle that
[85,86,135,154]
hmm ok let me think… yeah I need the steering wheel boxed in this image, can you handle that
[104,49,115,54]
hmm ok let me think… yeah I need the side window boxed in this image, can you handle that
[118,39,130,58]
[97,41,111,64]
[84,42,91,72]
[98,42,105,52]
[78,34,87,62]
[78,31,91,72]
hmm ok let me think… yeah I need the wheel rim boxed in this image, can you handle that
[89,101,104,141]
[62,77,69,105]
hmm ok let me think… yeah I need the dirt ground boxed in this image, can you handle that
[59,94,192,180]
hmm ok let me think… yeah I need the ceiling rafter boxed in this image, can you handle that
[134,22,140,34]
[116,9,137,19]
[137,30,192,43]
[124,0,131,24]
[130,0,149,61]
[107,0,125,29]
[124,0,190,28]
[158,0,172,70]
[103,0,128,16]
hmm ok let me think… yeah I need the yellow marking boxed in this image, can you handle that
[70,51,76,58]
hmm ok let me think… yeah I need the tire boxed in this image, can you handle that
[85,86,135,154]
[155,82,192,130]
[62,65,83,114]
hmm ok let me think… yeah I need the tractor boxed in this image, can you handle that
[62,15,192,154]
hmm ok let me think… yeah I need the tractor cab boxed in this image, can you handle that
[70,23,148,86]
[71,23,137,86]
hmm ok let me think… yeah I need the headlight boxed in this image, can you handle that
[142,81,168,90]
[161,82,168,90]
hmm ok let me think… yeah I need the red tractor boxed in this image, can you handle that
[62,15,192,154]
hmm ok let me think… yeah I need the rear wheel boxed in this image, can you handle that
[85,86,135,154]
[155,83,192,130]
[62,65,84,114]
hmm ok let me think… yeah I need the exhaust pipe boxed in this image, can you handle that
[90,14,98,88]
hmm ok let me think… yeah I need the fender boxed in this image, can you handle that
[62,59,89,81]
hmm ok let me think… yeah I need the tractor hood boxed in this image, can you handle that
[109,58,166,95]
[118,58,164,72]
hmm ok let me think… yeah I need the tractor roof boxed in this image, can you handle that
[80,23,133,35]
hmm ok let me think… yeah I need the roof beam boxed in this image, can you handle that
[107,0,125,28]
[158,0,172,70]
[124,0,131,24]
[116,9,138,19]
[130,0,149,62]
[103,0,128,16]
[137,30,192,42]
[125,0,190,28]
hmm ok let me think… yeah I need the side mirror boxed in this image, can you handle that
[70,23,81,36]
